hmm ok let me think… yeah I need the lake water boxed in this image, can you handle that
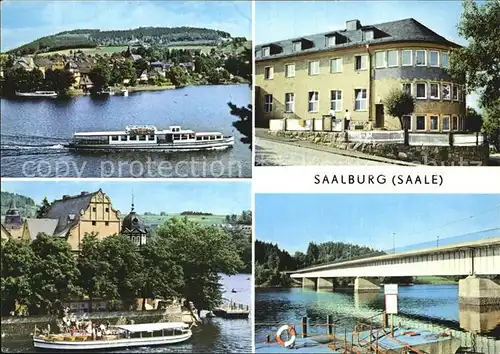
[255,285,500,344]
[1,274,252,353]
[0,85,251,178]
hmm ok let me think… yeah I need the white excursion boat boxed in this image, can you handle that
[15,91,58,98]
[65,125,235,151]
[33,322,193,351]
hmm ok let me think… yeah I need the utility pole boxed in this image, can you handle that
[393,233,396,254]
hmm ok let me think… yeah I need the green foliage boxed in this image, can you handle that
[449,0,500,109]
[465,106,483,132]
[44,69,76,95]
[167,66,189,87]
[3,68,44,94]
[384,88,415,129]
[133,58,150,73]
[228,103,252,148]
[157,217,243,311]
[110,60,137,86]
[36,197,51,218]
[482,102,500,149]
[1,239,35,315]
[0,191,36,217]
[89,59,111,92]
[225,210,251,225]
[28,234,80,315]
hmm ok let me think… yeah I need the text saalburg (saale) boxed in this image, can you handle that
[314,174,443,186]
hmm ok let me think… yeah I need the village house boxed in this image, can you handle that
[12,56,35,71]
[255,18,466,132]
[138,69,148,83]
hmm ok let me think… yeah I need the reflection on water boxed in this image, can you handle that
[255,284,500,343]
[460,306,500,334]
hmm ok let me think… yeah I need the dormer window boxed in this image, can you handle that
[326,36,336,47]
[363,30,374,41]
[262,47,270,57]
[293,41,301,52]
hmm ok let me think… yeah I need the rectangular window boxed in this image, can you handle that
[105,207,109,212]
[285,93,294,113]
[264,94,273,113]
[264,66,274,80]
[430,83,440,99]
[308,91,319,112]
[441,52,449,68]
[354,89,367,111]
[402,50,412,66]
[111,136,119,141]
[92,207,96,212]
[402,115,412,130]
[293,42,301,52]
[285,64,295,78]
[326,36,335,47]
[402,83,412,96]
[364,30,374,41]
[416,115,426,131]
[330,58,342,73]
[330,90,342,112]
[416,83,427,99]
[442,83,451,100]
[415,50,426,66]
[429,51,439,67]
[430,115,439,131]
[442,115,450,131]
[92,221,96,226]
[457,85,462,101]
[105,221,109,226]
[308,61,319,75]
[355,55,367,70]
[452,115,459,131]
[452,85,458,100]
[375,51,386,68]
[262,47,270,57]
[387,50,398,67]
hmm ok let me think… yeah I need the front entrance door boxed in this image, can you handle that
[375,104,384,128]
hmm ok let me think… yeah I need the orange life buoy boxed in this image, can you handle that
[276,325,297,348]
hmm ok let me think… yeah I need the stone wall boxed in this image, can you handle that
[269,131,489,166]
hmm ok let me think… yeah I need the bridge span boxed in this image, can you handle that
[289,237,500,308]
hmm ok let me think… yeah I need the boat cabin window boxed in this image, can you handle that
[173,134,180,140]
[181,134,188,140]
[111,136,119,141]
[149,135,155,140]
[139,135,146,141]
[172,127,180,132]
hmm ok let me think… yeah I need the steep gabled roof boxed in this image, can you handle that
[41,190,100,236]
[256,18,461,61]
[24,218,59,240]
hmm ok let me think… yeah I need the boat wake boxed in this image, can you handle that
[1,134,69,156]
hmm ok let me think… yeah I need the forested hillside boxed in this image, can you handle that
[0,192,37,217]
[9,26,232,55]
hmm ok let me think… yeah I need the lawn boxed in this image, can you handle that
[414,276,458,284]
[39,46,128,56]
[140,213,226,228]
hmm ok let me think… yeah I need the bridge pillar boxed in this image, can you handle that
[459,275,500,309]
[354,277,380,293]
[317,277,334,291]
[302,277,316,289]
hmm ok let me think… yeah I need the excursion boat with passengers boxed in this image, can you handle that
[65,125,235,152]
[15,90,58,98]
[32,322,194,350]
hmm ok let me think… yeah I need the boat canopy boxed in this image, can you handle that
[111,322,189,333]
[195,132,223,136]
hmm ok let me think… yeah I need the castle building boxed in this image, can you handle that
[255,18,466,132]
[121,197,148,247]
[2,199,24,240]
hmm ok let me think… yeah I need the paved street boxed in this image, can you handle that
[255,137,394,166]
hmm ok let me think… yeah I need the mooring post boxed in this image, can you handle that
[344,328,347,349]
[391,314,394,337]
[327,315,333,335]
[265,334,270,344]
[301,316,308,338]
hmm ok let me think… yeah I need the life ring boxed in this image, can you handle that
[276,325,296,348]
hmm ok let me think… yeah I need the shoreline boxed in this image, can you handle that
[256,279,459,289]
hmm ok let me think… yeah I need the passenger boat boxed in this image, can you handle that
[15,90,57,98]
[32,322,193,351]
[65,125,235,151]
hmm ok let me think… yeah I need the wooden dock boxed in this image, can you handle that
[213,299,250,319]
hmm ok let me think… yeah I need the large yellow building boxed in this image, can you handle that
[255,18,466,133]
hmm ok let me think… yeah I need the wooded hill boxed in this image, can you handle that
[8,26,232,55]
[0,191,37,218]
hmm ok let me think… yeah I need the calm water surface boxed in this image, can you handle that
[1,274,251,353]
[255,285,500,343]
[0,85,251,177]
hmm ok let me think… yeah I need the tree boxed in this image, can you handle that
[36,197,51,218]
[77,233,115,312]
[306,242,320,266]
[449,0,500,109]
[157,217,243,314]
[139,237,184,310]
[465,106,483,132]
[44,69,76,95]
[98,235,144,310]
[29,234,79,315]
[384,88,415,129]
[167,66,189,87]
[133,58,149,73]
[0,239,34,315]
[483,103,500,150]
[89,59,111,92]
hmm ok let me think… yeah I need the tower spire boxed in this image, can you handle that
[131,191,135,212]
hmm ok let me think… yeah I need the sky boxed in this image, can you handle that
[255,194,500,254]
[0,0,252,51]
[2,180,251,215]
[255,0,481,111]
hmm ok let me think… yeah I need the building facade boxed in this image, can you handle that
[255,18,466,133]
[121,199,148,247]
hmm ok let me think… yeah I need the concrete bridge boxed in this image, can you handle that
[290,237,500,308]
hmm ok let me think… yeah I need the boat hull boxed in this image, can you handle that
[33,332,192,351]
[15,92,57,98]
[65,139,235,152]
